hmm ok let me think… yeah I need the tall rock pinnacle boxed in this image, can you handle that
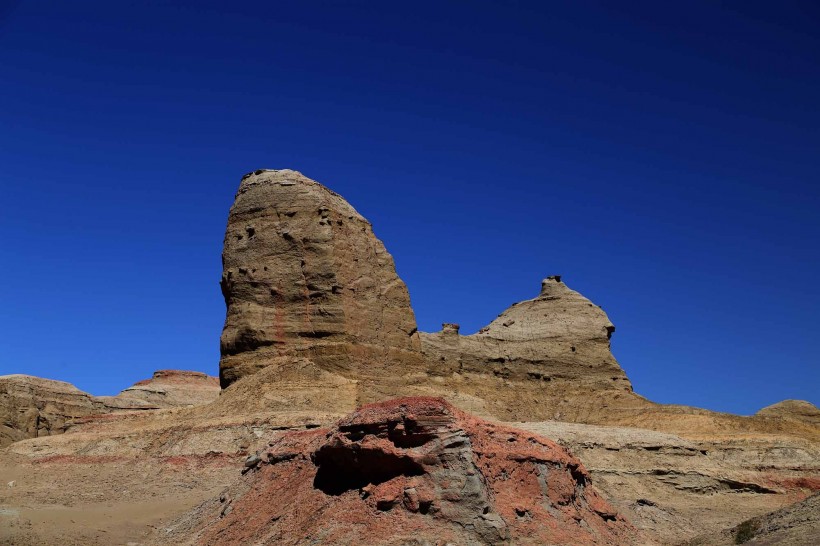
[219,169,640,423]
[219,169,422,388]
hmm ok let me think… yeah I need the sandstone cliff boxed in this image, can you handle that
[0,370,220,446]
[217,170,641,422]
[215,170,820,436]
[0,375,103,447]
[219,169,422,391]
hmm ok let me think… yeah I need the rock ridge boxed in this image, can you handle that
[0,370,220,446]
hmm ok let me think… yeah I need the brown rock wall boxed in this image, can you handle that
[218,169,422,390]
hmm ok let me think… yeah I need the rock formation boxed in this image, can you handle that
[217,170,642,422]
[98,370,220,409]
[0,370,220,446]
[688,492,820,546]
[215,170,820,433]
[422,275,626,388]
[161,397,638,545]
[0,375,103,446]
[219,169,422,391]
[756,399,820,427]
[419,275,635,421]
[1,168,817,546]
[515,419,820,544]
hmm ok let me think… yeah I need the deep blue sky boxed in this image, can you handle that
[1,1,818,414]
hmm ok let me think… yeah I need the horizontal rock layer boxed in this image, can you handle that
[0,375,104,446]
[0,370,220,446]
[98,370,220,409]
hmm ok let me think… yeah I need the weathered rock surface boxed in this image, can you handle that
[515,420,820,544]
[98,370,220,409]
[688,492,820,546]
[2,168,818,545]
[756,400,820,426]
[217,170,642,422]
[4,388,816,545]
[1,370,220,447]
[159,397,638,546]
[219,169,423,391]
[0,375,103,447]
[419,276,637,421]
[215,170,820,437]
[422,275,627,389]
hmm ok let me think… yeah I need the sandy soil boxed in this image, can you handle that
[0,453,239,546]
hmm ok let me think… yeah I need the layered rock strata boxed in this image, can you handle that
[516,420,820,544]
[98,370,220,409]
[4,381,816,545]
[756,399,820,426]
[215,170,820,435]
[160,397,638,545]
[219,169,422,391]
[0,375,103,446]
[1,370,220,446]
[217,170,642,421]
[422,275,627,389]
[3,167,818,546]
[688,492,820,546]
[419,275,635,421]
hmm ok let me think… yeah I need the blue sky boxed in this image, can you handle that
[1,1,818,414]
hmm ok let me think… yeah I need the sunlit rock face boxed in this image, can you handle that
[218,169,640,421]
[0,375,103,446]
[422,275,629,387]
[418,276,634,422]
[218,169,423,390]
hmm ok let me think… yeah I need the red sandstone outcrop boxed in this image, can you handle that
[162,397,638,545]
[219,169,422,390]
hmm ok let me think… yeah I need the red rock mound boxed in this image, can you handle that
[186,397,638,545]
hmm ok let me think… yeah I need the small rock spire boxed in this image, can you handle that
[540,275,562,294]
